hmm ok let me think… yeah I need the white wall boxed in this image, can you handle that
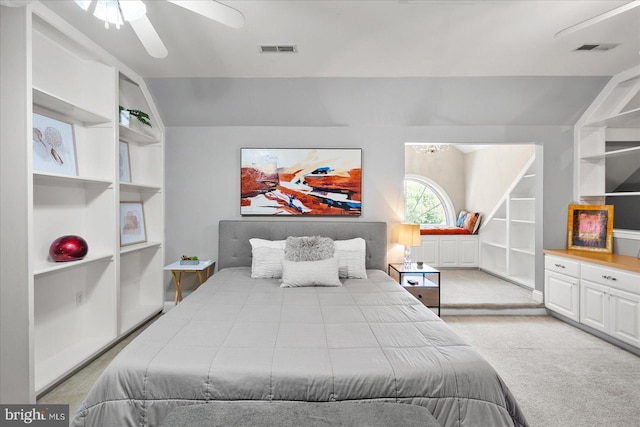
[465,144,535,215]
[164,125,576,298]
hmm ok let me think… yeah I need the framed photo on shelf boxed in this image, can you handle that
[120,202,147,246]
[240,148,362,216]
[32,112,77,176]
[567,204,614,253]
[119,141,131,183]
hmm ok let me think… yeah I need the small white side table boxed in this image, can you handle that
[163,259,215,304]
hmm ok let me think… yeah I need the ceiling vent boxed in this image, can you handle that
[260,45,297,53]
[574,43,619,52]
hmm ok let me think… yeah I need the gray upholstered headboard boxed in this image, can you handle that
[218,220,387,271]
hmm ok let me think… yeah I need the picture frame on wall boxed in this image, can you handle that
[240,148,362,216]
[120,202,147,246]
[119,141,131,183]
[567,204,614,253]
[32,112,77,176]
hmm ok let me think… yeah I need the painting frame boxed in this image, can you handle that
[119,141,132,183]
[241,148,362,216]
[119,202,147,246]
[567,204,614,253]
[32,111,78,176]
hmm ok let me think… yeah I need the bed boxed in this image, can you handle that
[71,220,527,427]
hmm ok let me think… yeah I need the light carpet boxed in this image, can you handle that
[444,315,640,427]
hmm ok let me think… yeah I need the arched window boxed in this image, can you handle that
[404,175,455,226]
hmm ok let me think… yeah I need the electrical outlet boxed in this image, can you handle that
[76,291,83,306]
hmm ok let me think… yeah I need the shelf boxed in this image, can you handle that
[35,336,112,393]
[493,217,507,222]
[582,192,640,198]
[34,172,113,188]
[120,182,162,193]
[482,241,507,250]
[510,197,535,201]
[511,219,535,224]
[119,124,160,145]
[511,247,535,256]
[34,253,114,277]
[120,241,162,254]
[585,107,640,128]
[33,87,111,125]
[581,145,640,161]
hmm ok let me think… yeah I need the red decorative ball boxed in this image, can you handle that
[49,235,88,262]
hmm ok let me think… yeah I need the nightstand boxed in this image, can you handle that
[388,263,441,316]
[164,260,215,304]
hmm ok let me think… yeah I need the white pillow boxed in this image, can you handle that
[250,238,285,278]
[280,257,342,288]
[334,238,367,279]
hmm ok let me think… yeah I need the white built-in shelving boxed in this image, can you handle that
[575,66,640,235]
[480,155,536,289]
[0,3,164,400]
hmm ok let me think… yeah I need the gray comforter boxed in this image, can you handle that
[71,267,528,427]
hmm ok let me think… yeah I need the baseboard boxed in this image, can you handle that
[531,289,543,303]
[441,307,547,316]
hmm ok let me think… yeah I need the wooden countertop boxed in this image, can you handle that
[544,249,640,274]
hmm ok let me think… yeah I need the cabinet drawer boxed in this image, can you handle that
[581,263,640,295]
[405,286,439,307]
[545,255,580,277]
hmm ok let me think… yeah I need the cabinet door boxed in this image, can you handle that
[545,270,579,321]
[580,280,608,333]
[459,237,479,267]
[610,288,640,348]
[419,237,438,266]
[439,237,458,267]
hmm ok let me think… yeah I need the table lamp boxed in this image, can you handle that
[398,223,420,268]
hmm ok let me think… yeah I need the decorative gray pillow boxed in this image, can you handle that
[285,236,335,261]
[280,258,341,288]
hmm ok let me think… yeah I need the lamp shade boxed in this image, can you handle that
[398,223,420,247]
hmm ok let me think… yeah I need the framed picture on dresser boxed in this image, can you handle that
[567,204,614,253]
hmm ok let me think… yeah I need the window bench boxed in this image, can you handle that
[414,229,479,268]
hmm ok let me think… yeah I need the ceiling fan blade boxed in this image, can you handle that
[167,0,245,29]
[555,0,640,38]
[129,14,168,58]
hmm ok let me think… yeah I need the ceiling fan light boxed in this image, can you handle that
[119,0,147,22]
[93,0,124,28]
[74,0,92,11]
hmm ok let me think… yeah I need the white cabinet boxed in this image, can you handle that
[0,4,164,400]
[416,235,478,268]
[545,271,580,321]
[439,236,459,267]
[480,155,536,288]
[545,251,640,350]
[418,236,439,266]
[459,237,480,267]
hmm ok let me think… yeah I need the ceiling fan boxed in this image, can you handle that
[74,0,245,58]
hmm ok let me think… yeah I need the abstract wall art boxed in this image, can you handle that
[241,148,362,216]
[567,204,613,253]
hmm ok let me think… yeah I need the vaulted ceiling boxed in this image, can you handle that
[42,0,640,78]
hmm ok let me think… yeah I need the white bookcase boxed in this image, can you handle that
[0,3,164,401]
[480,155,536,288]
[574,66,640,236]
